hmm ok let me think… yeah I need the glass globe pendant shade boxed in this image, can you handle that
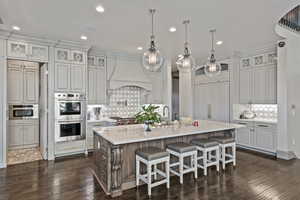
[142,41,163,72]
[204,53,221,77]
[176,53,195,72]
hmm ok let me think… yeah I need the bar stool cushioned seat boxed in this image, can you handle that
[211,136,236,170]
[167,142,197,153]
[212,136,235,144]
[191,139,219,148]
[136,147,169,161]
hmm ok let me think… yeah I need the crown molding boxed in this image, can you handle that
[0,29,91,51]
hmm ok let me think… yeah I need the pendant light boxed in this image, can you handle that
[176,20,195,72]
[204,29,221,77]
[142,9,163,72]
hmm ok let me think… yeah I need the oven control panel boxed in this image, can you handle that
[55,93,85,100]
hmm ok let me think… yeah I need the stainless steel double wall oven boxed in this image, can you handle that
[55,93,86,142]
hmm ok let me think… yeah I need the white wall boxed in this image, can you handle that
[276,25,300,158]
[0,38,6,168]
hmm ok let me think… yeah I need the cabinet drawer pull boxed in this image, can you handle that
[238,122,247,125]
[257,124,269,128]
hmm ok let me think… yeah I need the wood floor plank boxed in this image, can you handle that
[0,150,299,200]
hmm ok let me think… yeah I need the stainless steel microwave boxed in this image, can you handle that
[9,104,39,120]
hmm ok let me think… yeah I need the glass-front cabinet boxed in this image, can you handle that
[7,40,49,61]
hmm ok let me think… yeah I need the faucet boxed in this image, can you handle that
[163,105,170,121]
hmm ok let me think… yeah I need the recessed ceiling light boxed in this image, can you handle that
[96,5,105,13]
[169,27,176,32]
[137,46,143,50]
[81,35,88,40]
[12,26,20,31]
[216,41,223,45]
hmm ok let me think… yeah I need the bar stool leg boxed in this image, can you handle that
[203,149,207,176]
[216,148,220,172]
[194,152,198,179]
[154,164,158,180]
[136,156,140,186]
[233,143,236,167]
[222,145,226,170]
[179,155,184,184]
[166,159,170,189]
[147,163,152,196]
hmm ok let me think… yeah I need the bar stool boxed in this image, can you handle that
[166,142,197,184]
[191,139,220,176]
[136,147,170,196]
[212,136,236,170]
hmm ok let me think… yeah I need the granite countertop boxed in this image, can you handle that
[234,118,277,124]
[93,120,244,145]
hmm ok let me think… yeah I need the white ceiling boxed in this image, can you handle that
[0,0,299,63]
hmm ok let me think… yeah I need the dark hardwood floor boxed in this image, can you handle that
[1,150,300,200]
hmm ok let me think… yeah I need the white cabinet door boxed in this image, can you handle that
[71,50,85,65]
[236,124,253,147]
[7,62,23,104]
[96,67,106,104]
[23,66,39,104]
[88,67,106,104]
[23,123,39,146]
[88,67,97,104]
[253,67,266,104]
[55,48,70,63]
[239,69,253,104]
[7,41,28,58]
[254,124,276,153]
[70,65,86,92]
[8,125,23,148]
[266,66,277,104]
[55,63,70,91]
[29,44,48,62]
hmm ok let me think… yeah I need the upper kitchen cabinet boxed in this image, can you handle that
[70,64,86,91]
[55,48,86,65]
[71,50,86,65]
[7,40,48,62]
[54,47,87,93]
[239,52,277,104]
[55,48,70,63]
[88,56,106,104]
[7,61,24,104]
[88,56,106,67]
[54,63,86,93]
[23,64,40,103]
[29,44,49,62]
[7,60,39,104]
[7,41,28,59]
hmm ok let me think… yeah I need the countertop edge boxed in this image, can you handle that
[93,126,241,146]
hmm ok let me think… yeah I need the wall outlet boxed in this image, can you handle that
[292,139,296,145]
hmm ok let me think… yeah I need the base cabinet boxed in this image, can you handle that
[236,121,277,154]
[8,120,39,149]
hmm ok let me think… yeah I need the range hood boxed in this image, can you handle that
[109,59,152,91]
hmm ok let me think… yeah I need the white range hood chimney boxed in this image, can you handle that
[109,59,152,91]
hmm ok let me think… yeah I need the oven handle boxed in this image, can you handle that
[56,120,84,124]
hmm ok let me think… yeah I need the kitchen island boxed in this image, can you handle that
[92,120,243,197]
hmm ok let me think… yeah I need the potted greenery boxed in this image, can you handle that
[135,104,161,131]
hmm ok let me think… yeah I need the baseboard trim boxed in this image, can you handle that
[276,150,296,160]
[0,162,7,168]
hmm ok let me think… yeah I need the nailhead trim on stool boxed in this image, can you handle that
[135,147,170,196]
